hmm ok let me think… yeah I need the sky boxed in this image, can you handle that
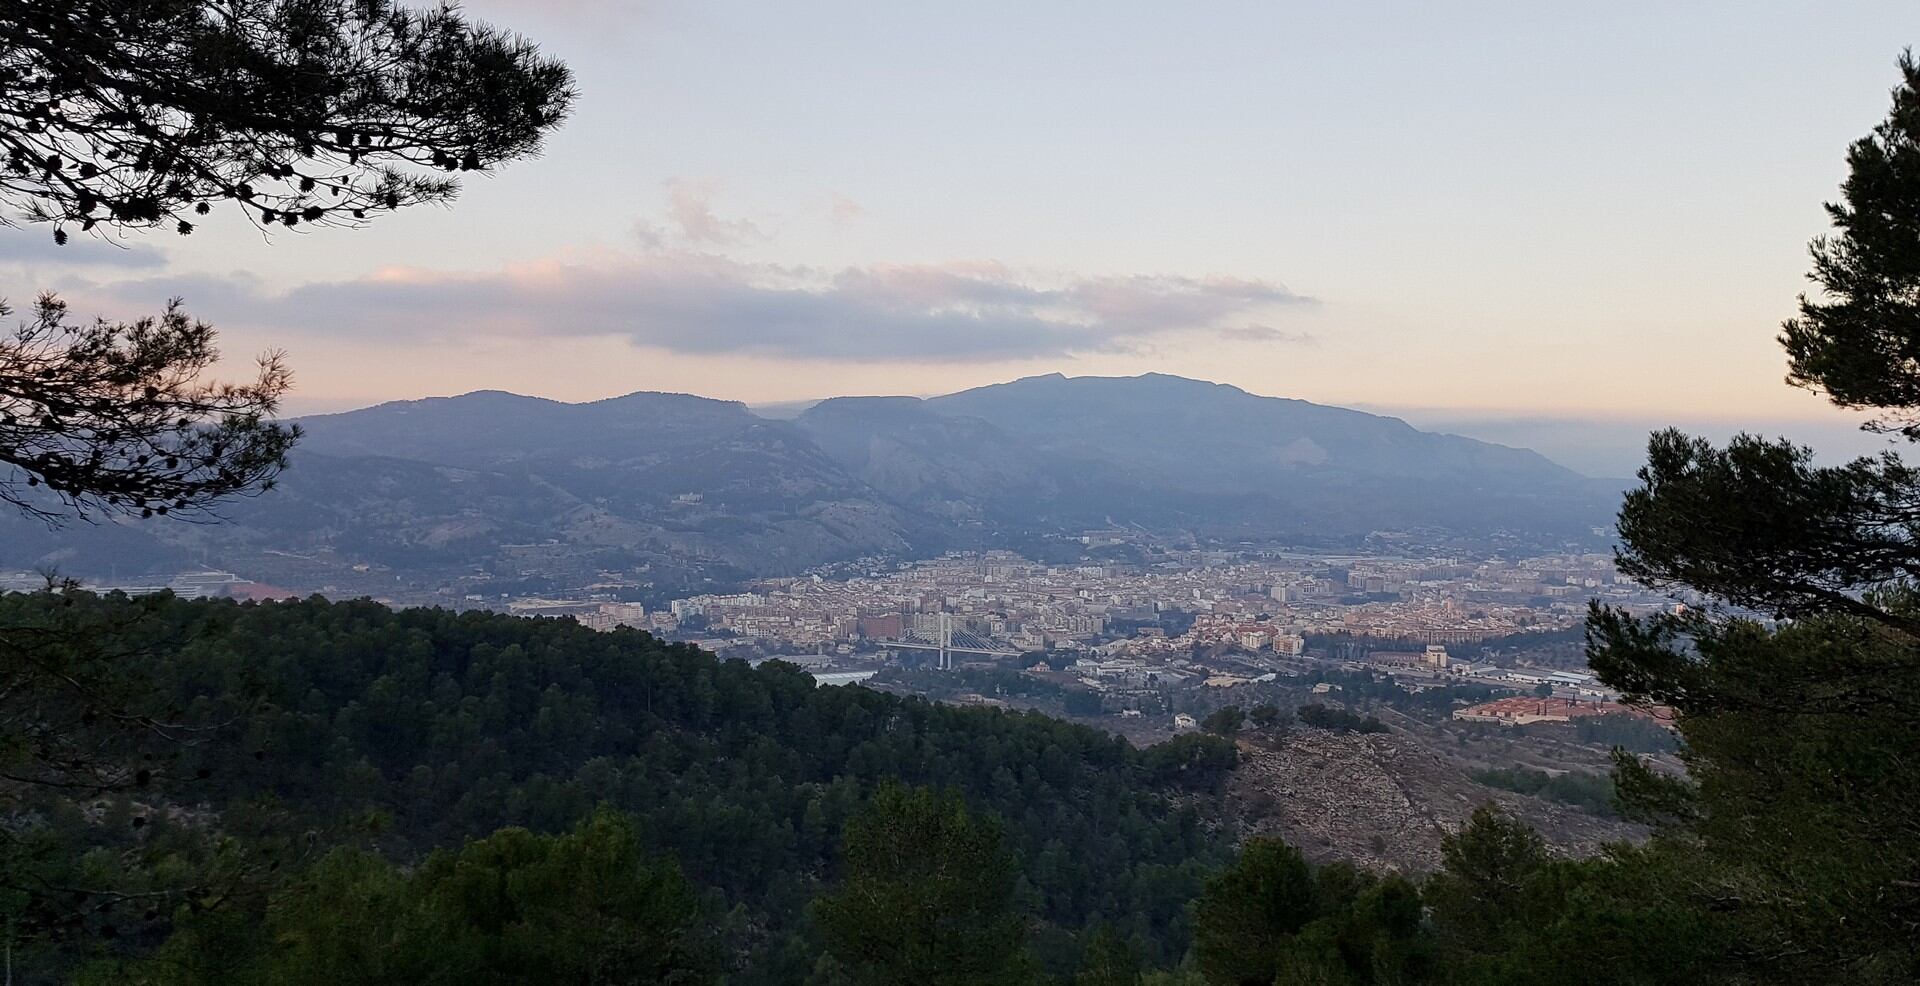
[1,0,1915,472]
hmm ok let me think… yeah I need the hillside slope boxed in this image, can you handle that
[1,591,1233,979]
[1227,728,1639,873]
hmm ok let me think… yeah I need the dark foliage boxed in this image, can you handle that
[1585,603,1920,981]
[1200,705,1244,736]
[1782,52,1920,435]
[0,591,1231,979]
[0,584,285,957]
[1568,711,1679,755]
[1191,837,1432,986]
[1615,430,1920,636]
[79,807,720,985]
[1311,669,1505,718]
[814,783,1032,985]
[1470,766,1616,817]
[1584,53,1920,984]
[1295,702,1388,734]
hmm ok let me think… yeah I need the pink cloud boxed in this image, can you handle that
[79,251,1315,364]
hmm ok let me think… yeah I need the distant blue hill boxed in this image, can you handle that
[797,372,1614,536]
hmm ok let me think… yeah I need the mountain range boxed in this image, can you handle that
[1,373,1621,596]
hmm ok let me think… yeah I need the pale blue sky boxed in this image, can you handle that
[2,0,1914,439]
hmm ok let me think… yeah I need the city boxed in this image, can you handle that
[6,540,1681,737]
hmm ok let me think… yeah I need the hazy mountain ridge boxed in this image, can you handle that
[798,373,1612,535]
[927,373,1581,489]
[1,374,1617,590]
[295,389,765,466]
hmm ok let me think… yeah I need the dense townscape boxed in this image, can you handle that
[5,544,1677,730]
[662,549,1627,651]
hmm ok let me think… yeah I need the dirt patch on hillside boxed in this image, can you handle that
[1226,726,1643,874]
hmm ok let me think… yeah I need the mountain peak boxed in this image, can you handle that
[803,395,927,413]
[985,371,1260,398]
[588,389,750,413]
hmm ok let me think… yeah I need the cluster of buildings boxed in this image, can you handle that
[640,549,1653,658]
[661,552,1127,653]
[2,547,1683,733]
[602,548,1678,707]
[9,546,1674,721]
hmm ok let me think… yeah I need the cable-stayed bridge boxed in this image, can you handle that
[885,612,1019,668]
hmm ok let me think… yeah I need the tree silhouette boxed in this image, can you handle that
[1783,52,1920,437]
[1616,54,1920,640]
[0,0,571,522]
[1592,53,1920,980]
[0,294,294,523]
[0,1,574,965]
[0,0,574,241]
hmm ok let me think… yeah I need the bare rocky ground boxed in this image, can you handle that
[1224,723,1645,874]
[913,687,1655,873]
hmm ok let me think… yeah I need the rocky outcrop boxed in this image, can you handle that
[1226,727,1641,874]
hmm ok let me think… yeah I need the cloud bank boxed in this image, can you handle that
[1218,325,1316,344]
[0,230,166,269]
[89,251,1314,363]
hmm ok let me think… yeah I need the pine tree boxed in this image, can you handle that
[813,783,1034,986]
[1591,52,1920,983]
